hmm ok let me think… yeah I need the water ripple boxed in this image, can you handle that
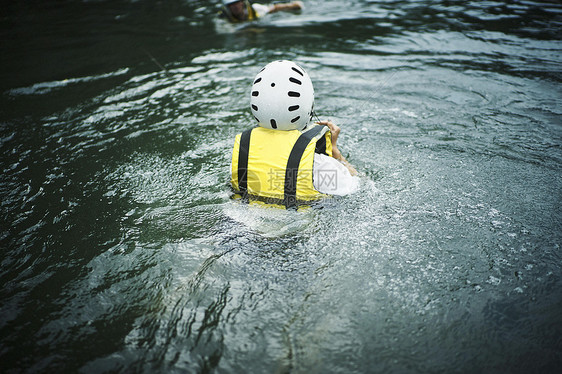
[1,0,561,373]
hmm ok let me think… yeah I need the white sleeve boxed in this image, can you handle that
[313,153,359,196]
[251,4,271,17]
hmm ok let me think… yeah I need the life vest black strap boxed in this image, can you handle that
[315,131,328,155]
[237,128,253,195]
[284,125,326,209]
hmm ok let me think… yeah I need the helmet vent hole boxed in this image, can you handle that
[291,67,304,76]
[252,91,259,97]
[289,77,302,85]
[271,83,276,87]
[291,116,301,123]
[288,105,299,111]
[288,91,300,97]
[270,119,277,129]
[252,104,258,111]
[254,77,262,84]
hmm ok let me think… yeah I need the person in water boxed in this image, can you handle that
[220,0,304,22]
[230,60,358,209]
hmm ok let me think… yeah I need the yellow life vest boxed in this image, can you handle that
[231,125,333,209]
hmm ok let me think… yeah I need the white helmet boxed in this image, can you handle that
[222,0,240,5]
[250,60,314,131]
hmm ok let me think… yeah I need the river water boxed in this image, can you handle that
[1,0,561,373]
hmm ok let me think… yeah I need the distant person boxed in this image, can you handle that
[220,0,304,22]
[230,60,358,209]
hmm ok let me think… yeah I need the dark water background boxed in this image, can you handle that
[1,0,561,373]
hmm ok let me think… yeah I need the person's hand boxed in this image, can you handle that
[293,1,304,10]
[271,1,303,13]
[316,120,339,142]
[316,120,358,176]
[316,120,342,160]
